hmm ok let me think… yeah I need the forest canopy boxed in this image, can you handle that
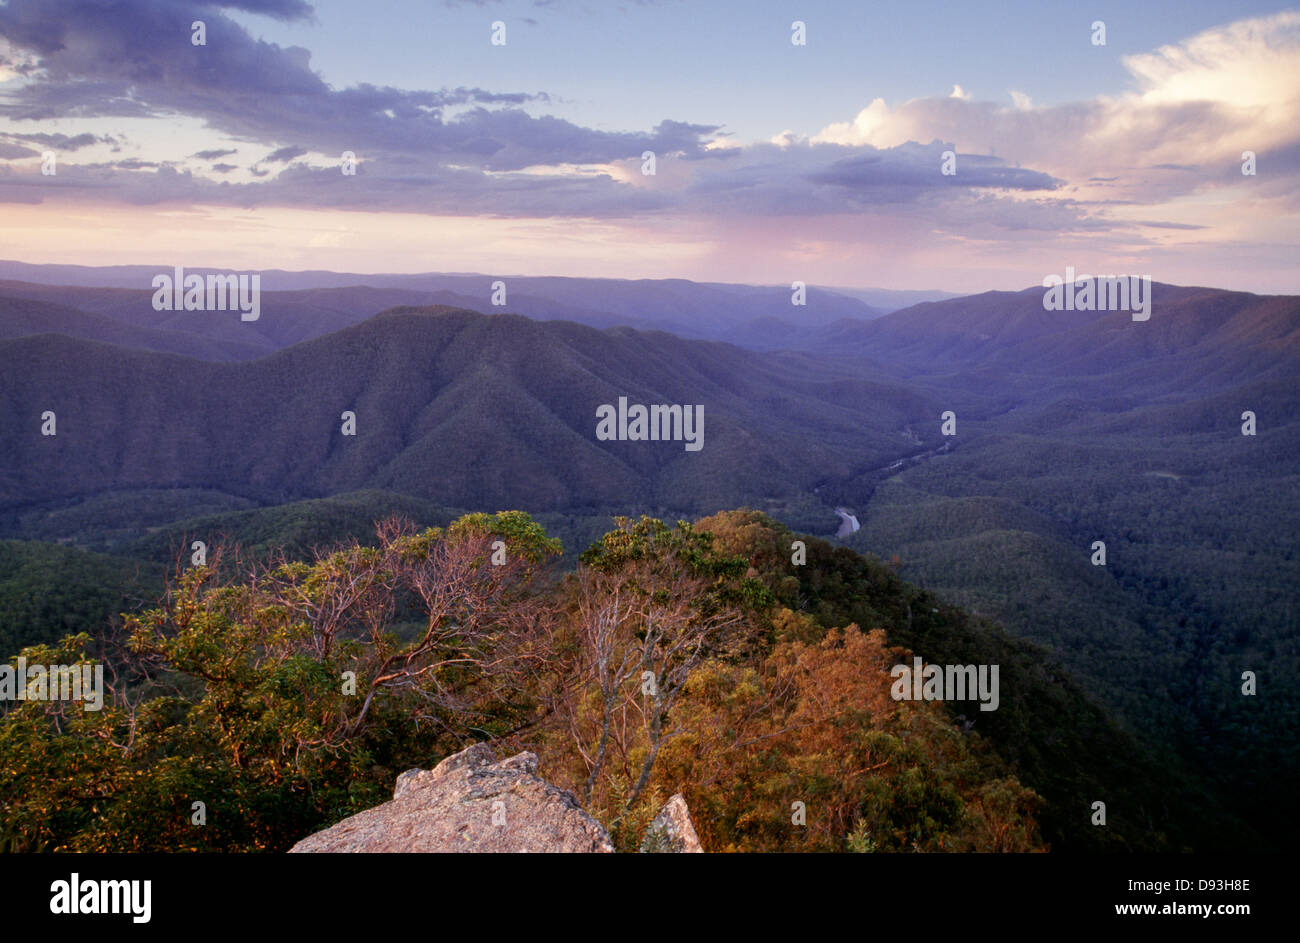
[0,511,1052,853]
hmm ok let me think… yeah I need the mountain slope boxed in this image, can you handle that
[0,305,938,513]
[821,283,1300,395]
[0,293,267,360]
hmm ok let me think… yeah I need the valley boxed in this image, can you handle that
[0,272,1295,851]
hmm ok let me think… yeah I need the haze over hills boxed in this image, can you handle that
[0,260,950,312]
[0,261,893,351]
[826,285,963,310]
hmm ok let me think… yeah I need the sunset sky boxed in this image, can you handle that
[0,0,1296,293]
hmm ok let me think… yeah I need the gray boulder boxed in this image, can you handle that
[639,793,704,853]
[289,742,614,853]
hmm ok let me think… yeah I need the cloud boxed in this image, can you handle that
[0,141,38,159]
[812,11,1300,208]
[807,143,1057,194]
[264,145,308,163]
[1136,220,1207,230]
[0,0,732,226]
[0,0,1293,252]
[0,0,692,170]
[0,131,116,150]
[206,0,314,17]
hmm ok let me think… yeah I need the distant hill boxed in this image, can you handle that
[823,285,962,311]
[0,263,887,351]
[0,292,267,361]
[817,283,1299,394]
[0,281,487,359]
[0,305,938,512]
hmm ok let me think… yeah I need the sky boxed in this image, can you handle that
[0,0,1297,293]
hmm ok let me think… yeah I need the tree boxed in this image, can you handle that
[545,517,770,832]
[0,513,561,852]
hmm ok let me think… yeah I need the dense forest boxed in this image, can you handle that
[0,509,1251,853]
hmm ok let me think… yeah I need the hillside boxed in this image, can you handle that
[0,540,163,659]
[820,283,1300,395]
[805,286,1300,850]
[0,293,267,361]
[0,509,1236,853]
[0,305,938,513]
[697,510,1252,851]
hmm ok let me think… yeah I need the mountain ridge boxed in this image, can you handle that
[0,304,939,512]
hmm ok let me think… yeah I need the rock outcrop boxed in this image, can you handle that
[289,742,614,853]
[639,793,704,853]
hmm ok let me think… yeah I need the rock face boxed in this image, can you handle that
[639,793,704,853]
[289,743,614,853]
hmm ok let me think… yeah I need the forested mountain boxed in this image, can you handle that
[0,305,938,512]
[0,280,1294,851]
[807,285,1300,849]
[820,283,1299,393]
[0,293,268,361]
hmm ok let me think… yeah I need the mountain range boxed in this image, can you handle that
[0,261,935,353]
[0,268,1295,850]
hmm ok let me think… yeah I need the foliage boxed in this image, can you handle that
[0,513,558,852]
[1,511,1052,853]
